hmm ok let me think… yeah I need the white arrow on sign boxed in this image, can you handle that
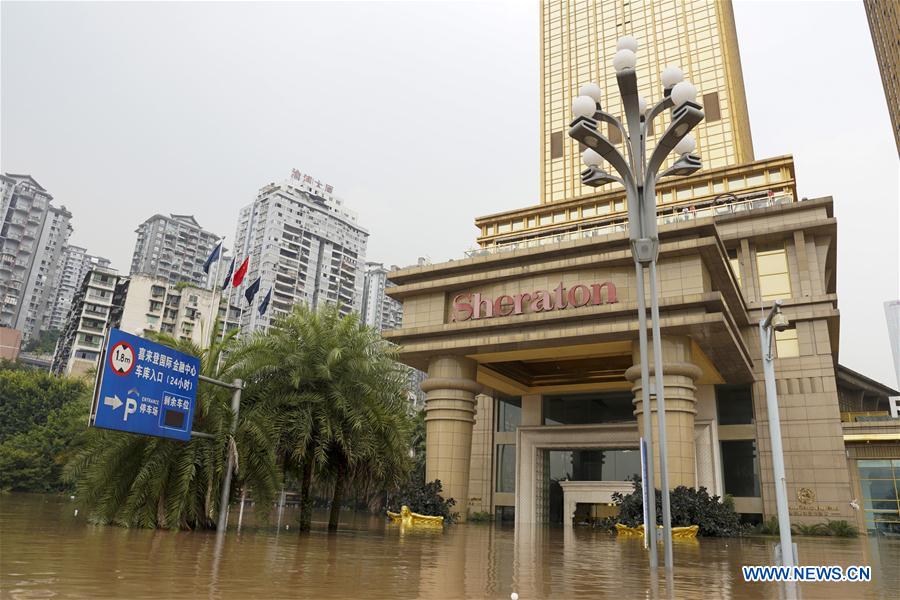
[104,395,123,410]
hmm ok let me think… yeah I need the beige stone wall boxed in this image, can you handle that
[749,318,853,524]
[466,394,493,516]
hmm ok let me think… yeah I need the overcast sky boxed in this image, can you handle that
[2,1,898,386]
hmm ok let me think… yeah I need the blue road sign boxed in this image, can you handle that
[91,328,201,441]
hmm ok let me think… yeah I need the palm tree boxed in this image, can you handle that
[234,304,414,532]
[65,323,279,529]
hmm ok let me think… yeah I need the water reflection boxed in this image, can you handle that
[1,494,898,599]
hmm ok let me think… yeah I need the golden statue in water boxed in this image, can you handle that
[386,505,444,526]
[615,523,699,539]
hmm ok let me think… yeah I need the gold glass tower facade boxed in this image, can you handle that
[863,0,900,154]
[541,0,754,203]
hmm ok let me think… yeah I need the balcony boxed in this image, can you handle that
[842,413,900,442]
[466,193,796,258]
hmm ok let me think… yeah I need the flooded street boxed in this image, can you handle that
[2,494,899,599]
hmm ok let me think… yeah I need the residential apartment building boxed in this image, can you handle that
[228,171,368,333]
[0,174,72,341]
[540,0,754,203]
[48,245,111,332]
[362,262,403,332]
[51,265,119,377]
[130,214,220,288]
[52,269,218,377]
[864,0,900,153]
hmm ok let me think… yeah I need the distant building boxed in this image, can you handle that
[0,327,22,362]
[228,171,368,334]
[362,262,403,332]
[52,268,219,377]
[0,174,72,342]
[48,245,111,332]
[864,0,900,153]
[130,214,220,288]
[886,300,900,389]
[52,265,119,377]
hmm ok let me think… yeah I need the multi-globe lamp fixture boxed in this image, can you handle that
[566,35,705,573]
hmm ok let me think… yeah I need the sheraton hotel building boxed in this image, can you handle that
[384,0,900,535]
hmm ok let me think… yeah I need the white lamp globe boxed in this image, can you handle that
[638,96,648,114]
[582,147,603,167]
[616,35,638,53]
[613,49,636,72]
[579,83,603,103]
[671,81,697,107]
[661,66,684,88]
[673,134,696,155]
[572,95,597,118]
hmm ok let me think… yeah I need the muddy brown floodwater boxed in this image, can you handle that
[1,494,898,599]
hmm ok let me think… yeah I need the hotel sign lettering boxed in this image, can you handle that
[451,281,617,322]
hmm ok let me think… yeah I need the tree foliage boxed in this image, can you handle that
[233,304,415,531]
[23,329,61,354]
[65,326,279,530]
[0,368,85,443]
[0,391,91,492]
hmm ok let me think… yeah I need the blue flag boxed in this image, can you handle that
[203,241,222,274]
[221,258,235,291]
[258,288,272,315]
[244,276,261,305]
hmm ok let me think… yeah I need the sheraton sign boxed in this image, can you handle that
[451,281,617,322]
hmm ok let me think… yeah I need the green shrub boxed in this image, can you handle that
[825,520,858,537]
[612,476,743,537]
[593,516,618,532]
[755,516,780,535]
[388,479,458,524]
[0,369,85,443]
[467,511,493,523]
[793,522,828,536]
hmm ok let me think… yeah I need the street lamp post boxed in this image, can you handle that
[759,299,796,568]
[567,35,705,572]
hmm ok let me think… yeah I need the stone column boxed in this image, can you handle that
[420,355,480,522]
[625,335,702,489]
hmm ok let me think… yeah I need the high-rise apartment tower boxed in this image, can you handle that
[541,0,754,203]
[863,0,899,154]
[48,245,111,332]
[229,171,368,334]
[130,214,220,288]
[0,174,72,341]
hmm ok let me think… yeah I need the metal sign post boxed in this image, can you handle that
[90,329,244,535]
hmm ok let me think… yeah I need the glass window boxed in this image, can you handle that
[702,91,721,121]
[497,396,522,432]
[496,444,516,493]
[607,122,622,144]
[775,327,800,357]
[716,384,754,425]
[858,460,900,535]
[721,440,761,497]
[551,132,563,158]
[543,392,635,425]
[756,244,792,301]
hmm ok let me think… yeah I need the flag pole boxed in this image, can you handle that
[206,237,225,350]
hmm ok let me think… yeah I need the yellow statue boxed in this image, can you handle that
[615,523,699,539]
[386,505,444,526]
